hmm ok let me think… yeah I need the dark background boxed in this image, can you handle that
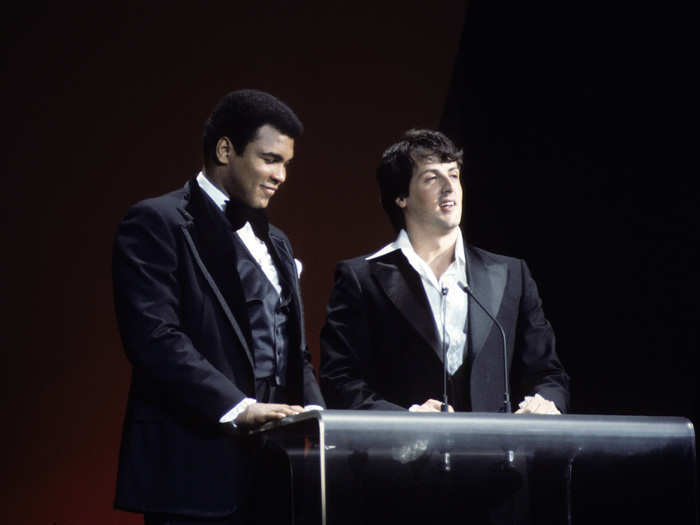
[2,2,696,523]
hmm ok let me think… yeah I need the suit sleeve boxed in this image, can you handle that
[113,202,247,424]
[320,262,404,410]
[512,260,570,413]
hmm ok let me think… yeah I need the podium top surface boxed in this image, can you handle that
[257,410,696,457]
[262,410,693,437]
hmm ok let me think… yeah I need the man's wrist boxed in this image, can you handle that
[219,397,257,427]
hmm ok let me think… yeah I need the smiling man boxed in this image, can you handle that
[113,90,325,525]
[320,129,569,415]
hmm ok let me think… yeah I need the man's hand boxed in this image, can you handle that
[515,393,560,414]
[409,398,454,412]
[234,402,304,427]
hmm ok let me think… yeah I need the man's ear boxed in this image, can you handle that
[395,195,407,209]
[215,137,235,165]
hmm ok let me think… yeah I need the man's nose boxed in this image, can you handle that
[441,176,454,192]
[271,165,286,184]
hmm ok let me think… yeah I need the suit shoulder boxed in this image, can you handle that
[121,184,190,223]
[334,250,402,281]
[339,254,372,266]
[335,253,376,271]
[469,245,523,268]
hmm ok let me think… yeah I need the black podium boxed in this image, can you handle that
[255,411,697,524]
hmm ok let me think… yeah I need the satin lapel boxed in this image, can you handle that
[268,233,303,329]
[467,246,507,362]
[370,251,441,358]
[268,234,296,293]
[180,180,254,368]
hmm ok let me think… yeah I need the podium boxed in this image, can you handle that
[256,411,697,524]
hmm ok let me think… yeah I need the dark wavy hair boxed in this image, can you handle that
[202,89,303,165]
[376,129,463,232]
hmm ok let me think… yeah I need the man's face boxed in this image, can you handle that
[218,124,294,209]
[396,158,462,234]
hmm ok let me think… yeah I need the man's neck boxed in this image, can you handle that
[406,225,460,280]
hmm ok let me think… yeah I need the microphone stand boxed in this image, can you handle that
[458,282,511,413]
[441,287,450,412]
[458,281,515,481]
[440,287,452,474]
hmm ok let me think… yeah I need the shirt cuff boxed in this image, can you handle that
[219,397,257,427]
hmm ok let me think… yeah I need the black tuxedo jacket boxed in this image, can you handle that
[320,243,569,413]
[112,179,324,517]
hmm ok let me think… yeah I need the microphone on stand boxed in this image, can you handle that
[440,287,452,473]
[457,281,516,477]
[457,281,511,413]
[440,287,450,413]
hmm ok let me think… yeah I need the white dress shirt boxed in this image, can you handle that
[367,229,468,375]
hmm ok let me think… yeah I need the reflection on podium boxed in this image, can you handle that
[254,411,697,524]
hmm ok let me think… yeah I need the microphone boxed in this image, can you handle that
[440,287,450,412]
[440,286,451,474]
[458,281,511,413]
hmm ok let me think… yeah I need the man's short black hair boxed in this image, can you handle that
[376,129,463,232]
[202,89,303,165]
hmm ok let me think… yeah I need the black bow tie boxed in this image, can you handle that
[224,198,270,239]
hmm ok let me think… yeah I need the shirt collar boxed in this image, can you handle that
[367,228,465,265]
[196,171,228,211]
[367,228,466,289]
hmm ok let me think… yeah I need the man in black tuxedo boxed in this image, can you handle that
[113,90,325,524]
[320,129,568,414]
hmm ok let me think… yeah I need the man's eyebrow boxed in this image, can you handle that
[418,165,460,177]
[261,152,283,160]
[418,168,448,177]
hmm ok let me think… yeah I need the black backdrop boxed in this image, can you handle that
[2,2,696,523]
[442,1,697,420]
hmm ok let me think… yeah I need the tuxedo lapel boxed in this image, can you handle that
[370,251,441,358]
[466,245,507,362]
[180,180,254,368]
[267,233,304,332]
[267,234,296,293]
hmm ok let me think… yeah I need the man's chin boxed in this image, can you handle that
[440,224,462,236]
[440,219,461,230]
[251,198,270,209]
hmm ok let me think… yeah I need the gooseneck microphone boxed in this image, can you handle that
[440,287,450,412]
[457,281,511,413]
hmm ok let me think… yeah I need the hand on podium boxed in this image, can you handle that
[409,398,454,412]
[235,402,304,427]
[515,393,560,414]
